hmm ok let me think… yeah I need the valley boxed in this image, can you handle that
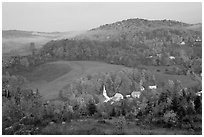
[12,61,199,101]
[2,18,202,135]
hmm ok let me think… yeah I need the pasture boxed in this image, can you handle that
[138,65,199,88]
[17,61,126,100]
[13,61,199,101]
[41,117,201,135]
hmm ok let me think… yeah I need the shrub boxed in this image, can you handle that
[87,100,97,116]
[163,110,178,125]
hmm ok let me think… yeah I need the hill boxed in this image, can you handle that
[76,18,201,44]
[2,18,202,135]
[14,61,127,100]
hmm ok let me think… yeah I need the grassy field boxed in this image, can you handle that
[138,65,199,88]
[41,117,201,135]
[14,61,199,100]
[18,61,126,100]
[15,62,72,82]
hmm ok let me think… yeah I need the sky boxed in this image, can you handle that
[2,2,202,32]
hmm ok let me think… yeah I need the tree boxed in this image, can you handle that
[30,42,37,55]
[20,57,29,68]
[87,100,97,116]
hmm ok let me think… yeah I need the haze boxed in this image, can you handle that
[3,2,202,32]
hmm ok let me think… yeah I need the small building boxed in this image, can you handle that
[112,93,124,102]
[196,91,202,96]
[180,41,185,45]
[131,91,141,98]
[149,85,157,90]
[195,37,202,42]
[126,95,131,98]
[169,56,175,60]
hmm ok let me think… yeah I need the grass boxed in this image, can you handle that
[15,62,72,82]
[14,61,199,100]
[14,61,126,100]
[138,65,198,88]
[40,118,201,135]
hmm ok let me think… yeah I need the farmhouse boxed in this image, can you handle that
[149,85,157,90]
[195,37,201,42]
[169,56,175,60]
[180,41,185,45]
[131,91,141,98]
[196,91,202,96]
[111,93,124,102]
[125,95,131,98]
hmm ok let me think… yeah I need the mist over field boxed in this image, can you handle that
[2,2,202,135]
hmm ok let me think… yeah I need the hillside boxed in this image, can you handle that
[92,19,191,31]
[76,18,201,44]
[2,18,202,135]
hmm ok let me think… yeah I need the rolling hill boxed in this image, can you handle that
[15,61,127,100]
[2,18,202,100]
[75,18,201,43]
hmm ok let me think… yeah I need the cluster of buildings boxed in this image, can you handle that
[102,82,157,104]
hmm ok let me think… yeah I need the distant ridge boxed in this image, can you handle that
[91,18,192,31]
[74,18,201,42]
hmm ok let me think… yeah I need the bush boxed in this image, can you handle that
[163,110,178,125]
[87,101,97,116]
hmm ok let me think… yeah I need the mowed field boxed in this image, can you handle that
[138,65,199,88]
[20,61,126,100]
[17,61,198,100]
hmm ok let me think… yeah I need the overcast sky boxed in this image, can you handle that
[2,2,202,32]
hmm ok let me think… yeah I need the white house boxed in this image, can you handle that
[131,91,141,98]
[180,41,185,45]
[195,39,201,42]
[126,95,131,98]
[112,93,124,102]
[149,85,157,90]
[169,56,175,60]
[196,91,202,96]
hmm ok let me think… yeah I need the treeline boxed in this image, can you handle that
[4,40,201,76]
[3,39,143,74]
[2,68,202,134]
